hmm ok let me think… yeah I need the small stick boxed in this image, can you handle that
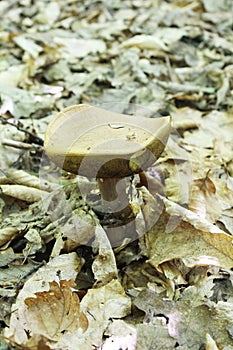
[0,116,44,145]
[2,138,34,150]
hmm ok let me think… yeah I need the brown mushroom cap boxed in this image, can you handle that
[44,104,171,178]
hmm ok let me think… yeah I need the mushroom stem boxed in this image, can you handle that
[97,178,129,213]
[94,177,137,231]
[97,178,120,202]
[97,177,129,212]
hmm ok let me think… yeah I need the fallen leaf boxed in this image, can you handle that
[0,227,19,246]
[91,226,118,286]
[54,279,131,349]
[5,253,83,345]
[1,184,48,202]
[13,35,43,59]
[202,0,231,12]
[0,64,27,87]
[136,323,176,350]
[24,280,88,340]
[189,176,222,223]
[141,193,233,270]
[5,169,57,191]
[97,333,137,350]
[205,333,220,350]
[122,34,168,51]
[54,37,106,59]
[0,124,25,169]
[134,289,233,348]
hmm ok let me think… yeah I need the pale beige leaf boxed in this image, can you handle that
[81,279,131,320]
[0,124,25,169]
[13,35,43,58]
[54,37,106,58]
[92,226,118,286]
[1,184,48,202]
[0,227,19,246]
[206,333,220,350]
[189,177,222,223]
[143,194,233,269]
[97,333,137,350]
[5,169,57,191]
[122,34,168,51]
[0,64,27,88]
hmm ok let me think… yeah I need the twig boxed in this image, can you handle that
[0,116,44,146]
[2,138,34,150]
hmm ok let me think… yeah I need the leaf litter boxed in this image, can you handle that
[0,0,233,349]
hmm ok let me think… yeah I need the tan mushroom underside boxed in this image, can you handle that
[44,104,171,178]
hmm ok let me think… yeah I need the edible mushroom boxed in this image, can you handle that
[44,104,171,222]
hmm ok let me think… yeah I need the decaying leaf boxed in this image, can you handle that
[136,322,176,350]
[122,35,168,51]
[5,253,84,345]
[97,333,137,350]
[189,176,222,223]
[24,280,88,340]
[54,37,106,59]
[91,226,118,286]
[141,193,233,270]
[0,124,26,169]
[13,35,43,59]
[97,320,137,349]
[134,288,233,348]
[54,279,131,349]
[1,1,233,349]
[0,226,19,247]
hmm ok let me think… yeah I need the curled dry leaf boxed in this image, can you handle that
[5,169,57,192]
[0,184,48,202]
[24,280,88,341]
[0,227,19,246]
[0,124,26,169]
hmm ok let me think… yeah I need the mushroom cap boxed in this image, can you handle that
[44,104,171,178]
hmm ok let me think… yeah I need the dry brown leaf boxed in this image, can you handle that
[5,169,57,192]
[5,253,83,345]
[48,279,132,349]
[141,192,233,269]
[24,280,88,341]
[0,227,19,246]
[1,184,48,202]
[189,176,222,223]
[8,334,52,350]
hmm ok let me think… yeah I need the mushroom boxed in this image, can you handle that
[44,104,171,225]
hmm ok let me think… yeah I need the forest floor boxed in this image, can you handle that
[0,0,233,349]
